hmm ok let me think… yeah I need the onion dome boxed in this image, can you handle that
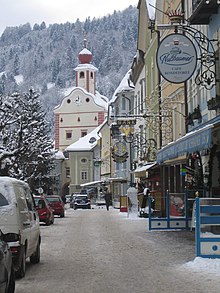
[78,48,93,64]
[78,35,93,64]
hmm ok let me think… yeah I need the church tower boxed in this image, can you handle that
[74,36,98,95]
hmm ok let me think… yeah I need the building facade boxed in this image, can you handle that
[54,41,108,195]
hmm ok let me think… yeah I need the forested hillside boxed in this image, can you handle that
[0,5,138,134]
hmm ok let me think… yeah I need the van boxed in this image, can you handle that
[0,177,41,278]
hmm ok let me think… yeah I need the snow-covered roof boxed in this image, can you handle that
[54,86,108,111]
[110,69,134,104]
[134,162,156,173]
[79,48,92,55]
[54,150,65,160]
[65,124,102,152]
[74,63,98,72]
[80,180,103,187]
[94,90,109,110]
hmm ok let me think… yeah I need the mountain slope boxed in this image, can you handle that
[0,5,138,134]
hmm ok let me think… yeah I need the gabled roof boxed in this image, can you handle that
[110,69,134,104]
[54,86,108,111]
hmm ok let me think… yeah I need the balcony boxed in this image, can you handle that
[207,95,220,110]
[189,0,219,25]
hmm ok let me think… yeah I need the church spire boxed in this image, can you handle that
[75,34,98,94]
[84,32,87,48]
[78,34,93,64]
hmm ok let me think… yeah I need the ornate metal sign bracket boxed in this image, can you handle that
[156,23,218,90]
[147,3,219,89]
[177,25,218,90]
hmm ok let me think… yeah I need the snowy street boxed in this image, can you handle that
[15,206,220,293]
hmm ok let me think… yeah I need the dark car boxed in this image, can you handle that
[0,231,15,293]
[34,196,54,226]
[45,195,65,217]
[71,195,91,210]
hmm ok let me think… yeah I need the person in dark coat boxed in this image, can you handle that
[142,185,150,209]
[104,188,111,211]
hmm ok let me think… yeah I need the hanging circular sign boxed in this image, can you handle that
[156,33,197,83]
[111,141,128,163]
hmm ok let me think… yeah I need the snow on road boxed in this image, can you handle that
[15,206,220,293]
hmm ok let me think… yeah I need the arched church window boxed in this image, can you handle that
[80,71,84,78]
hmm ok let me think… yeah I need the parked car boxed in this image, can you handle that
[71,194,91,210]
[33,196,54,226]
[65,194,71,203]
[0,177,41,279]
[0,231,15,293]
[69,195,76,209]
[45,195,65,217]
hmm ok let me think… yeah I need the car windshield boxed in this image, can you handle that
[76,196,87,200]
[34,198,46,208]
[46,197,61,203]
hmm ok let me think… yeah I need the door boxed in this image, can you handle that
[24,188,40,256]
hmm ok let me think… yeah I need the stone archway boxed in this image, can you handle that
[61,182,70,197]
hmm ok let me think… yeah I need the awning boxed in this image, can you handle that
[134,162,156,173]
[80,180,104,187]
[107,177,127,183]
[157,124,213,164]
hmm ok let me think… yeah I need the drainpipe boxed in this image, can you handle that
[181,0,189,134]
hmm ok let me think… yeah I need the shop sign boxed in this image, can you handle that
[111,141,128,163]
[117,119,136,126]
[156,33,197,83]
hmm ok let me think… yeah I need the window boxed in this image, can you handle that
[81,158,88,164]
[90,72,93,78]
[25,189,34,211]
[66,167,70,178]
[81,130,87,137]
[122,96,126,110]
[66,131,72,140]
[81,171,88,180]
[80,72,84,78]
[0,193,9,207]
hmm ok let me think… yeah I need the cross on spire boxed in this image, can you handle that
[84,32,87,48]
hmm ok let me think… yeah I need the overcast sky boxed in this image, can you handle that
[0,0,138,35]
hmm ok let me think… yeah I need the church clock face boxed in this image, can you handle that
[74,96,82,105]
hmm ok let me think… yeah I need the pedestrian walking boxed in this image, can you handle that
[104,188,111,211]
[142,184,150,209]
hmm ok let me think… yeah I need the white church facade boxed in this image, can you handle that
[54,40,108,195]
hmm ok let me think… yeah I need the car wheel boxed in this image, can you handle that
[45,218,50,226]
[30,240,40,264]
[60,213,65,218]
[16,249,26,278]
[7,265,15,293]
[50,216,54,224]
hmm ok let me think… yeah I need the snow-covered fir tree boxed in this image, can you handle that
[0,89,55,191]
